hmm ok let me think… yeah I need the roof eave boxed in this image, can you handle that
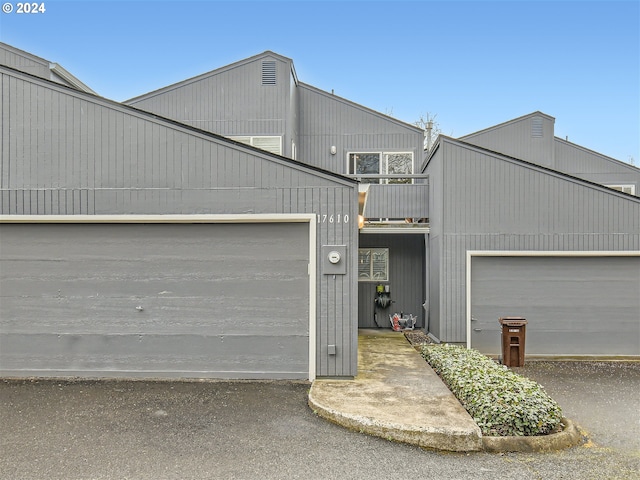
[124,51,294,104]
[49,63,97,95]
[298,82,424,134]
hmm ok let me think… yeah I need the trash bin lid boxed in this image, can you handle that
[499,317,528,326]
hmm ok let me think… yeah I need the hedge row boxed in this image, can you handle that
[421,344,562,436]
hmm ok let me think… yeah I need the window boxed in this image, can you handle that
[229,135,282,155]
[348,152,413,183]
[358,248,389,281]
[605,184,636,195]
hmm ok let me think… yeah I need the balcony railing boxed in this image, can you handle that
[347,174,429,222]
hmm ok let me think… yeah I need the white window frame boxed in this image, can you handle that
[229,135,282,156]
[358,247,389,282]
[347,151,414,184]
[605,184,636,195]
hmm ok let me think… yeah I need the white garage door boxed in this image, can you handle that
[470,255,640,357]
[0,222,311,379]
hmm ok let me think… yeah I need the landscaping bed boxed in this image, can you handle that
[420,343,563,437]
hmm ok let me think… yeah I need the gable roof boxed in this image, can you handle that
[125,51,296,105]
[554,136,640,173]
[0,42,96,94]
[427,135,640,203]
[460,111,555,140]
[1,64,355,187]
[298,82,424,134]
[125,50,422,133]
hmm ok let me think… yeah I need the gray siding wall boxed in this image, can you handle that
[126,55,294,155]
[0,44,51,81]
[357,234,426,329]
[425,139,640,343]
[289,68,299,159]
[0,67,359,378]
[297,84,424,175]
[461,114,556,168]
[554,139,640,192]
[425,145,444,340]
[364,183,429,219]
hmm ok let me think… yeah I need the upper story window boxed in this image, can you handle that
[605,184,636,195]
[229,135,282,155]
[347,152,413,184]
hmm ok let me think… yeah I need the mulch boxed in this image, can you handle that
[403,330,433,346]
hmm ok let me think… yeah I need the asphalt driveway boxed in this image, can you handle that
[1,361,639,480]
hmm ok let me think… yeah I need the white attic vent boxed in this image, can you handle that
[262,60,276,85]
[531,116,543,138]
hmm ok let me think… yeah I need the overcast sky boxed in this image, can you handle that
[1,0,638,163]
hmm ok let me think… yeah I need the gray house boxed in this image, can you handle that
[124,51,431,332]
[1,45,638,381]
[424,133,640,357]
[0,47,359,380]
[460,111,640,195]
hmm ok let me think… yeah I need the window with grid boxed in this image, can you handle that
[348,152,413,183]
[229,135,282,155]
[358,248,389,281]
[605,184,636,195]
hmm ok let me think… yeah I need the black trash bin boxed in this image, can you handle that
[499,317,528,367]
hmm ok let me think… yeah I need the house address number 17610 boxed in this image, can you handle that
[317,214,349,224]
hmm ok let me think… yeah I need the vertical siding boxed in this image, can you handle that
[1,67,359,378]
[126,55,290,138]
[297,85,424,175]
[461,114,555,168]
[287,68,299,159]
[428,139,640,343]
[554,139,640,191]
[0,45,51,80]
[424,146,444,340]
[277,185,359,377]
[364,183,429,218]
[357,234,426,329]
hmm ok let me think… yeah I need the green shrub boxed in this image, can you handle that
[421,344,562,436]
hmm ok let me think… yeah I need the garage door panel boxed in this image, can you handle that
[1,275,307,302]
[471,256,640,357]
[0,222,311,379]
[0,295,308,336]
[0,333,308,379]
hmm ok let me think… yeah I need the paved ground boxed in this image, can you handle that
[2,361,639,480]
[309,331,482,451]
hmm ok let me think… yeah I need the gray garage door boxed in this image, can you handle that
[470,255,640,357]
[0,222,310,379]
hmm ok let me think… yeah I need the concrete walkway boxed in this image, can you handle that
[308,329,483,452]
